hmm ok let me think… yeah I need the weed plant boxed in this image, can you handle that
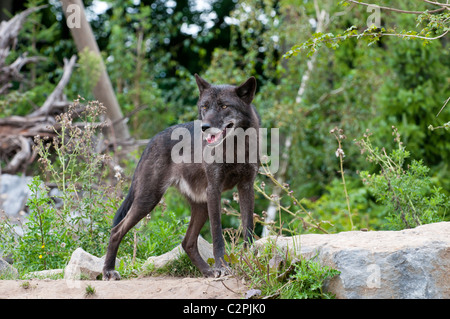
[223,234,339,299]
[0,100,116,272]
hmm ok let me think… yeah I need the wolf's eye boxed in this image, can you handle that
[222,105,227,109]
[202,106,207,110]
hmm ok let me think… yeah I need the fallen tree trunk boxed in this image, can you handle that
[0,7,77,174]
[0,55,77,173]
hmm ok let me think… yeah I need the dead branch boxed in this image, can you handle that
[0,54,46,86]
[0,8,77,174]
[0,6,47,91]
[2,136,31,173]
[28,55,77,118]
[0,5,47,51]
[0,55,76,174]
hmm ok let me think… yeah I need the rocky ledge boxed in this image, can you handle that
[257,221,450,298]
[2,222,448,299]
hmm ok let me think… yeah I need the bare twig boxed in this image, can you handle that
[436,96,450,117]
[422,0,450,8]
[345,0,446,14]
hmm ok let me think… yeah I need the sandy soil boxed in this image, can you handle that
[0,276,246,299]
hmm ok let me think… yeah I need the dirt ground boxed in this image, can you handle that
[0,276,247,299]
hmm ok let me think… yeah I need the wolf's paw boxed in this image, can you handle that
[213,266,231,278]
[103,269,121,281]
[201,267,230,278]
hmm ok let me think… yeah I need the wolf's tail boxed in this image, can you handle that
[112,186,134,227]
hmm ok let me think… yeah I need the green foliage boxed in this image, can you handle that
[280,257,340,299]
[356,127,448,230]
[33,101,116,257]
[137,211,189,258]
[0,176,72,271]
[71,47,103,100]
[301,177,386,232]
[229,238,339,299]
[284,1,450,58]
[154,252,202,278]
[84,284,96,297]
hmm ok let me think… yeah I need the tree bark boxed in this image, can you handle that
[59,0,130,140]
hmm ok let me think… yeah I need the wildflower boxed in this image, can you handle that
[41,244,45,249]
[335,148,345,158]
[39,255,42,259]
[114,165,123,181]
[61,242,66,248]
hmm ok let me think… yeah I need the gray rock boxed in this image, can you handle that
[143,236,213,270]
[64,247,104,280]
[24,268,64,279]
[255,222,450,299]
[245,289,262,299]
[64,248,120,281]
[0,174,32,218]
[0,257,18,279]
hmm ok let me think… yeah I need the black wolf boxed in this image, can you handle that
[103,74,260,279]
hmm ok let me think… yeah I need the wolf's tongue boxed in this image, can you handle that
[207,131,222,144]
[207,135,215,144]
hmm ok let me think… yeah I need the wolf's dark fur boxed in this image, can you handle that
[103,75,260,279]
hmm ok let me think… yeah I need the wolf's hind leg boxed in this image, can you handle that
[103,197,161,280]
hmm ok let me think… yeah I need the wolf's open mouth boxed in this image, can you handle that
[205,122,234,145]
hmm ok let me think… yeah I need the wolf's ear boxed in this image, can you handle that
[235,76,256,104]
[194,74,211,95]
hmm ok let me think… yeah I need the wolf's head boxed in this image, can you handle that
[194,74,258,146]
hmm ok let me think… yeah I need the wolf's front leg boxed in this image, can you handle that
[206,185,229,276]
[238,181,255,245]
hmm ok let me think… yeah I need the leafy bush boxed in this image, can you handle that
[279,257,340,299]
[356,127,448,230]
[1,177,70,271]
[229,238,339,299]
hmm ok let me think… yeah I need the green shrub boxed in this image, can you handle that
[356,127,448,230]
[229,238,339,299]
